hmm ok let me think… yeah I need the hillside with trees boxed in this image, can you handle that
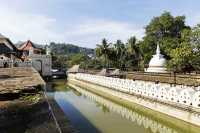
[50,42,94,56]
[49,42,95,69]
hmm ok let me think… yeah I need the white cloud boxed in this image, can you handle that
[0,7,64,44]
[64,19,144,47]
[186,13,200,26]
[0,6,144,48]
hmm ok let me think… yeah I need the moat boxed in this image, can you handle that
[47,80,200,133]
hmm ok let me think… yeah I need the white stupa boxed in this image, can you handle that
[146,44,167,73]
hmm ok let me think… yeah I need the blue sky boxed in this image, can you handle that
[0,0,200,48]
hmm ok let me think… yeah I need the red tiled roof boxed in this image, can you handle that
[18,40,41,51]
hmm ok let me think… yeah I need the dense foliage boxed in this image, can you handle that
[95,12,200,72]
[95,37,141,70]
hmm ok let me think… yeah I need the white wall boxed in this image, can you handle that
[30,54,52,76]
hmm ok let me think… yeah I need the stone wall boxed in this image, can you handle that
[0,60,32,68]
[127,72,200,86]
[0,54,52,77]
[69,73,200,110]
[30,54,52,77]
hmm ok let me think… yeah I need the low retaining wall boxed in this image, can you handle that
[68,77,200,127]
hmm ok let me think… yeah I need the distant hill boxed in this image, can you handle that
[15,41,94,56]
[49,42,94,56]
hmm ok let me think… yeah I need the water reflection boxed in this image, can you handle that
[50,80,200,133]
[95,101,110,113]
[70,86,198,133]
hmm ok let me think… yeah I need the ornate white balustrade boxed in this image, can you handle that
[70,73,200,109]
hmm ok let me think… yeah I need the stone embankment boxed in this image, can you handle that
[0,67,60,133]
[68,73,200,127]
[0,67,44,94]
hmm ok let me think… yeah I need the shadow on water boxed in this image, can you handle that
[55,96,102,133]
[46,79,101,133]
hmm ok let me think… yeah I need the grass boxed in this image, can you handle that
[52,79,70,91]
[20,93,42,104]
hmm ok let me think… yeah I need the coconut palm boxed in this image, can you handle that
[95,39,111,68]
[113,40,127,69]
[127,36,141,70]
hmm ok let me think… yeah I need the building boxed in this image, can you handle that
[17,40,52,77]
[0,34,21,61]
[18,40,42,60]
[24,44,52,77]
[0,33,52,77]
[0,34,22,67]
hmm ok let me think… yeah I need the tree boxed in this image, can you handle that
[191,24,200,52]
[113,40,126,69]
[127,36,141,70]
[69,53,89,65]
[167,43,194,72]
[167,27,197,73]
[140,11,190,66]
[190,24,200,71]
[127,36,137,55]
[95,39,111,68]
[52,54,68,68]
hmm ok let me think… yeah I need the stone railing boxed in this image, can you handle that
[0,60,32,68]
[69,73,200,109]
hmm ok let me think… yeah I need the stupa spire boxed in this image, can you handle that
[156,44,160,55]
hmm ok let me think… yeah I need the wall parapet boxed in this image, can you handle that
[68,73,200,111]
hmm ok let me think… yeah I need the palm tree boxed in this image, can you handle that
[113,40,127,70]
[127,36,137,55]
[127,36,141,70]
[95,39,111,68]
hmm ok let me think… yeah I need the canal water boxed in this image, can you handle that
[48,80,200,133]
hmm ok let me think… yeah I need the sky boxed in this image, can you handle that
[0,0,200,48]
